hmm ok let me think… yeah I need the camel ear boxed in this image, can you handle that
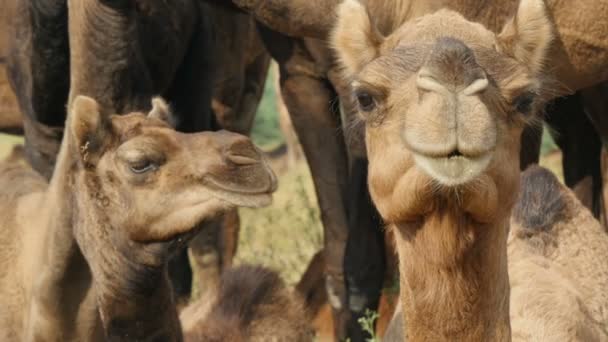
[331,0,384,77]
[497,0,554,74]
[69,95,109,164]
[148,97,177,127]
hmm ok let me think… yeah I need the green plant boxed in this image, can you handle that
[358,309,381,342]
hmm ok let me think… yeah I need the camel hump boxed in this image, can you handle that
[512,165,567,232]
[214,265,285,325]
[4,144,25,162]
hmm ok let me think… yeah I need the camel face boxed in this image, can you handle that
[69,96,277,242]
[332,0,553,223]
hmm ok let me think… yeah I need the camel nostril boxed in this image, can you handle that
[448,150,463,158]
[225,139,262,165]
[226,153,259,166]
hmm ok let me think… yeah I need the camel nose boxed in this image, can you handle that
[417,37,487,94]
[215,130,262,166]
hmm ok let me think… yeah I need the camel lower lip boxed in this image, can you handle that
[413,152,492,186]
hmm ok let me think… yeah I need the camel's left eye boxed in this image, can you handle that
[129,160,158,174]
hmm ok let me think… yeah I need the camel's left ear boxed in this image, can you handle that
[498,0,554,74]
[331,0,384,77]
[68,95,110,165]
[148,97,177,127]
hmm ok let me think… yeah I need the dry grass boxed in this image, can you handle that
[235,161,323,285]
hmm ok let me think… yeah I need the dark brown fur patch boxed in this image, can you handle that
[211,265,284,326]
[512,165,567,232]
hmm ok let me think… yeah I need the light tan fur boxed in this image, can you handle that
[329,0,602,340]
[0,96,276,341]
[508,166,608,341]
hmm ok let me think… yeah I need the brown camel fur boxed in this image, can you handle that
[0,95,276,341]
[383,166,608,341]
[180,265,313,342]
[234,0,608,94]
[331,0,569,339]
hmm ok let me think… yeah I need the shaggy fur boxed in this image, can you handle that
[181,265,313,342]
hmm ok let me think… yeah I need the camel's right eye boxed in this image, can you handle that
[356,91,376,112]
[129,160,158,174]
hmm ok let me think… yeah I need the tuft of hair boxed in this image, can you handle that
[330,0,384,78]
[512,165,567,232]
[148,97,178,127]
[182,265,313,342]
[498,0,554,75]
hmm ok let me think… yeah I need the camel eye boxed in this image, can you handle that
[129,160,158,174]
[356,91,376,112]
[514,92,535,115]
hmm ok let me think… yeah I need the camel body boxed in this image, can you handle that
[181,265,313,342]
[0,151,89,341]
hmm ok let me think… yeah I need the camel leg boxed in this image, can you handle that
[279,71,351,339]
[6,0,70,179]
[163,14,220,304]
[274,64,303,169]
[581,82,608,228]
[344,157,386,341]
[545,93,602,216]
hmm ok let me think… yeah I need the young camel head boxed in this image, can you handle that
[65,96,277,335]
[68,95,276,243]
[332,0,553,224]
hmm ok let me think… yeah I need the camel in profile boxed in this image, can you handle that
[331,0,608,340]
[0,95,276,341]
[181,264,313,342]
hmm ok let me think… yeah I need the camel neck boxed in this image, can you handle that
[394,208,511,341]
[25,139,99,340]
[71,171,182,341]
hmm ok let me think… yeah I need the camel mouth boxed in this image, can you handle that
[203,175,276,209]
[413,152,492,186]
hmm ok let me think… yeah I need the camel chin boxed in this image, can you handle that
[413,152,492,186]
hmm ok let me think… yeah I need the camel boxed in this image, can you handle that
[0,95,276,341]
[220,1,608,338]
[180,265,313,341]
[331,0,608,340]
[7,0,272,307]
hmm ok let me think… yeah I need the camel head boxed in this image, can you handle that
[332,0,553,223]
[67,95,277,243]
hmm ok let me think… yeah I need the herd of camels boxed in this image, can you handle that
[1,0,608,341]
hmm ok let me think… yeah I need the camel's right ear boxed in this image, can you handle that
[331,0,384,77]
[68,96,109,164]
[497,0,554,75]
